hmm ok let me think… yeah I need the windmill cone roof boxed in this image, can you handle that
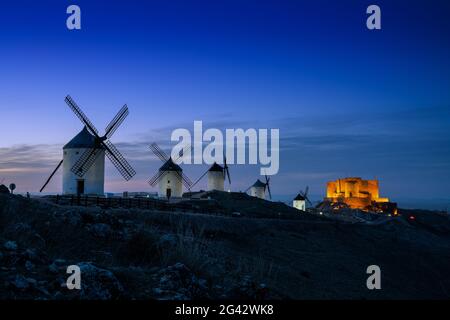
[159,157,182,172]
[63,126,103,150]
[208,162,224,172]
[252,179,266,188]
[294,194,306,201]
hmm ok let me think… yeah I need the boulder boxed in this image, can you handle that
[86,223,112,239]
[158,234,178,249]
[25,260,35,271]
[77,262,124,299]
[12,275,30,290]
[48,259,67,273]
[4,241,18,251]
[224,275,269,299]
[153,262,209,299]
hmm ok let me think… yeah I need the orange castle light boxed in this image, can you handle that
[325,177,393,212]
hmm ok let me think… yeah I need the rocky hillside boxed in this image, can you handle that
[1,193,450,299]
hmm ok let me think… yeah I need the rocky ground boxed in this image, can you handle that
[1,192,450,300]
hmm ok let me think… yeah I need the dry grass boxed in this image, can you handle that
[157,218,212,276]
[233,254,279,288]
[116,228,160,266]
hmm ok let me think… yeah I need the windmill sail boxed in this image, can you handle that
[64,95,136,181]
[103,140,136,181]
[223,154,231,184]
[105,105,129,138]
[147,142,193,191]
[265,175,272,199]
[40,95,135,193]
[40,159,63,192]
[65,95,99,135]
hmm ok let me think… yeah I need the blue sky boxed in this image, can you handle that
[0,0,449,209]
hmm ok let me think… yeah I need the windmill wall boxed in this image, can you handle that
[251,186,265,199]
[293,200,306,211]
[207,171,224,191]
[158,171,183,198]
[62,148,105,195]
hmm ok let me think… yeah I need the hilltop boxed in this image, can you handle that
[1,193,450,299]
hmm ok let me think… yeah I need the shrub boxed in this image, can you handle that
[117,229,159,266]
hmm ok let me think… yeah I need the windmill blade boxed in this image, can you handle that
[190,168,209,190]
[175,171,193,190]
[244,185,252,193]
[103,140,136,181]
[173,144,191,163]
[305,196,312,206]
[71,148,102,177]
[264,174,272,199]
[182,172,193,187]
[304,186,309,197]
[105,104,129,139]
[40,159,63,192]
[65,95,99,137]
[148,170,167,186]
[225,167,231,184]
[150,143,169,162]
[172,170,193,190]
[266,182,272,199]
[223,154,231,184]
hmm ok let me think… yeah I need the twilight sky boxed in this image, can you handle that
[0,0,449,209]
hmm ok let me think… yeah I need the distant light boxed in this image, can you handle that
[409,215,416,220]
[319,212,323,215]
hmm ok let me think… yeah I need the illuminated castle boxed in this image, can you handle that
[325,177,396,213]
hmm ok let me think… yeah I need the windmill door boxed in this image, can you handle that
[77,180,85,195]
[166,188,172,199]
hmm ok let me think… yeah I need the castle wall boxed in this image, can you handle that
[326,181,336,198]
[325,177,389,209]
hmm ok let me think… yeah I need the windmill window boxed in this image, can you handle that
[76,151,79,155]
[168,180,170,184]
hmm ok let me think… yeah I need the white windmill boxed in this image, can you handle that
[190,155,231,192]
[40,95,136,195]
[293,186,312,211]
[148,143,193,199]
[246,174,272,200]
